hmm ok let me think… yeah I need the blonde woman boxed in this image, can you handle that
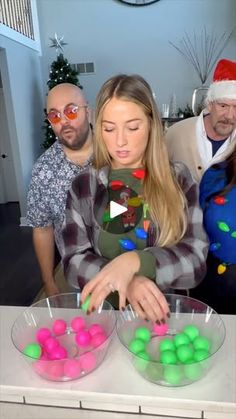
[61,74,208,322]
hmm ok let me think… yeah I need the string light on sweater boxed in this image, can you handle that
[211,197,236,274]
[103,168,149,252]
[213,196,228,205]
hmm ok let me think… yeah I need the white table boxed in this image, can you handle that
[0,306,235,419]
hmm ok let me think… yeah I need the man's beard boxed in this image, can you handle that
[214,120,235,137]
[59,124,90,151]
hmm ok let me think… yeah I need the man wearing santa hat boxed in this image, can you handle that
[165,58,236,182]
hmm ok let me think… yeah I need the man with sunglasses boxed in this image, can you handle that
[26,83,93,297]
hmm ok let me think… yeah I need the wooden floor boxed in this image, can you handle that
[0,202,42,306]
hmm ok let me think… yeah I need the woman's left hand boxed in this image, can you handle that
[126,275,170,323]
[81,251,140,311]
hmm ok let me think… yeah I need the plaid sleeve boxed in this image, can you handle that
[61,173,108,291]
[147,163,209,290]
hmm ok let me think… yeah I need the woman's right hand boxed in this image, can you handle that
[80,251,140,311]
[126,275,170,323]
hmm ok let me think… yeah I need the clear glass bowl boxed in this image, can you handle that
[11,293,116,381]
[116,294,226,387]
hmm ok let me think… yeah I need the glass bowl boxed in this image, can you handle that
[11,293,117,381]
[116,294,226,387]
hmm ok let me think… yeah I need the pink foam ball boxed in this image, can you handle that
[64,359,81,379]
[89,323,105,337]
[52,319,67,336]
[33,360,48,375]
[91,332,107,348]
[80,352,96,372]
[49,346,68,360]
[40,348,49,360]
[153,322,168,336]
[75,330,91,347]
[44,337,59,353]
[71,316,86,332]
[36,327,51,344]
[46,361,64,379]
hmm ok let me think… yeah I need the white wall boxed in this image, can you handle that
[0,35,44,216]
[37,0,236,110]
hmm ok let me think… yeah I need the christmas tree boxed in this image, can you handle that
[42,53,82,149]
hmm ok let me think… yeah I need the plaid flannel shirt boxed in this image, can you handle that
[61,162,208,291]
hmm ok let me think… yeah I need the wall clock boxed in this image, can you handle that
[117,0,160,6]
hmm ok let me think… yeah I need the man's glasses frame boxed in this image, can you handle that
[47,104,87,124]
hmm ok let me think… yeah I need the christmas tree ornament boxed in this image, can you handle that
[49,33,68,54]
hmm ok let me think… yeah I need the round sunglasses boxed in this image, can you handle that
[47,104,87,124]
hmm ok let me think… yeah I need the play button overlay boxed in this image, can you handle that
[98,185,143,234]
[110,201,127,219]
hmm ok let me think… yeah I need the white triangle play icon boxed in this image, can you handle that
[110,201,127,219]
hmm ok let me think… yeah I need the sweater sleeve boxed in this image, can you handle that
[199,166,226,209]
[134,250,156,279]
[61,174,108,290]
[146,163,209,290]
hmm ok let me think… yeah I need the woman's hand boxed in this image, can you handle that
[126,275,170,323]
[81,252,140,311]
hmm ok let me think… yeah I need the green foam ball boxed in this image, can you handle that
[184,363,202,381]
[129,339,146,354]
[135,326,151,343]
[183,325,200,342]
[164,365,183,385]
[193,349,209,362]
[193,336,210,352]
[174,333,190,348]
[176,345,194,363]
[159,338,175,352]
[160,350,177,365]
[146,362,163,382]
[133,351,150,372]
[81,295,91,312]
[23,343,42,359]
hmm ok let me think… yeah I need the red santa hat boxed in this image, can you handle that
[206,58,236,103]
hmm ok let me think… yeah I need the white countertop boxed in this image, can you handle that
[0,306,235,419]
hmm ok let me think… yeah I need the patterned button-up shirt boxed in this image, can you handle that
[26,140,92,253]
[61,162,208,291]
